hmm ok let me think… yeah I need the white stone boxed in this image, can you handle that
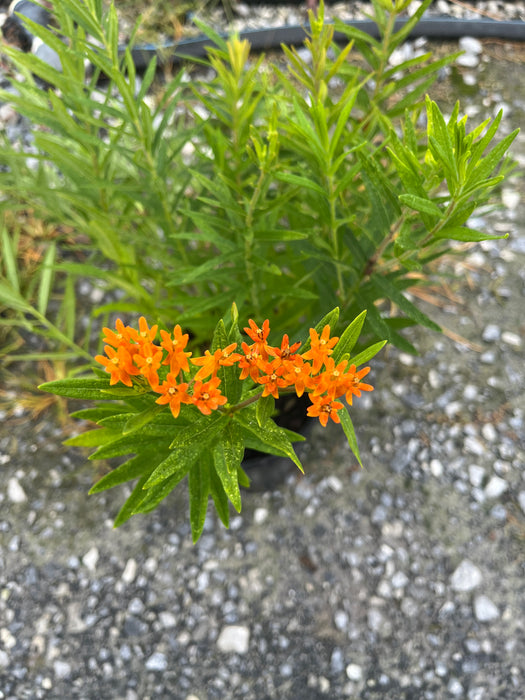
[484,476,508,499]
[474,595,500,622]
[0,650,9,668]
[482,324,500,342]
[391,571,409,589]
[459,36,483,54]
[122,558,137,584]
[481,423,497,442]
[428,368,440,389]
[7,477,27,503]
[254,507,268,525]
[456,53,479,68]
[159,611,177,629]
[217,625,250,654]
[82,547,99,572]
[145,652,168,671]
[430,459,444,478]
[346,663,363,681]
[464,436,485,456]
[468,465,485,488]
[325,475,343,493]
[450,560,483,592]
[53,660,72,679]
[334,610,349,631]
[501,331,522,348]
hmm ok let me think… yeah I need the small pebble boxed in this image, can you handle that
[82,547,100,572]
[482,324,500,342]
[122,558,137,584]
[501,331,522,348]
[459,36,482,54]
[474,595,499,622]
[7,477,27,504]
[145,652,168,671]
[484,476,508,499]
[346,663,363,681]
[450,560,483,592]
[254,507,268,525]
[217,625,250,654]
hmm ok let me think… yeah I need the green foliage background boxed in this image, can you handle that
[0,0,518,368]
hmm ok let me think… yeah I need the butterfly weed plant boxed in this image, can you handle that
[0,0,518,539]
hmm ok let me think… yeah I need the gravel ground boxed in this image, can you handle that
[1,4,525,700]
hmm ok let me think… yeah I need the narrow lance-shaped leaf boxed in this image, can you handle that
[189,456,212,543]
[212,420,244,512]
[332,310,367,363]
[89,449,166,494]
[209,466,230,528]
[338,406,362,468]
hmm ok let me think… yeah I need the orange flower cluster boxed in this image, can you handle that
[95,317,373,425]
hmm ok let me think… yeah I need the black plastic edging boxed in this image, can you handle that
[129,17,525,69]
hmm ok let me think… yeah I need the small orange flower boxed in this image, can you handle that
[343,364,374,405]
[155,374,191,418]
[160,325,192,375]
[133,342,163,389]
[306,394,344,427]
[267,334,301,363]
[312,357,349,397]
[244,319,271,359]
[191,343,241,381]
[191,377,227,415]
[256,359,289,399]
[95,345,139,387]
[128,316,158,345]
[301,325,339,373]
[281,356,313,397]
[238,342,262,382]
[101,318,134,349]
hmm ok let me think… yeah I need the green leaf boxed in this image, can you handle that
[338,407,362,467]
[213,435,242,513]
[69,406,124,422]
[89,450,163,494]
[434,227,509,243]
[274,172,327,197]
[372,274,441,332]
[89,433,166,460]
[1,226,20,293]
[113,474,150,527]
[254,229,309,241]
[129,470,185,518]
[39,376,111,400]
[123,403,165,435]
[236,409,304,472]
[332,310,367,363]
[189,457,212,543]
[64,426,120,448]
[256,394,275,428]
[349,340,387,367]
[168,413,229,450]
[463,127,519,195]
[142,442,199,489]
[209,466,230,528]
[237,465,251,488]
[0,280,31,312]
[399,194,443,219]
